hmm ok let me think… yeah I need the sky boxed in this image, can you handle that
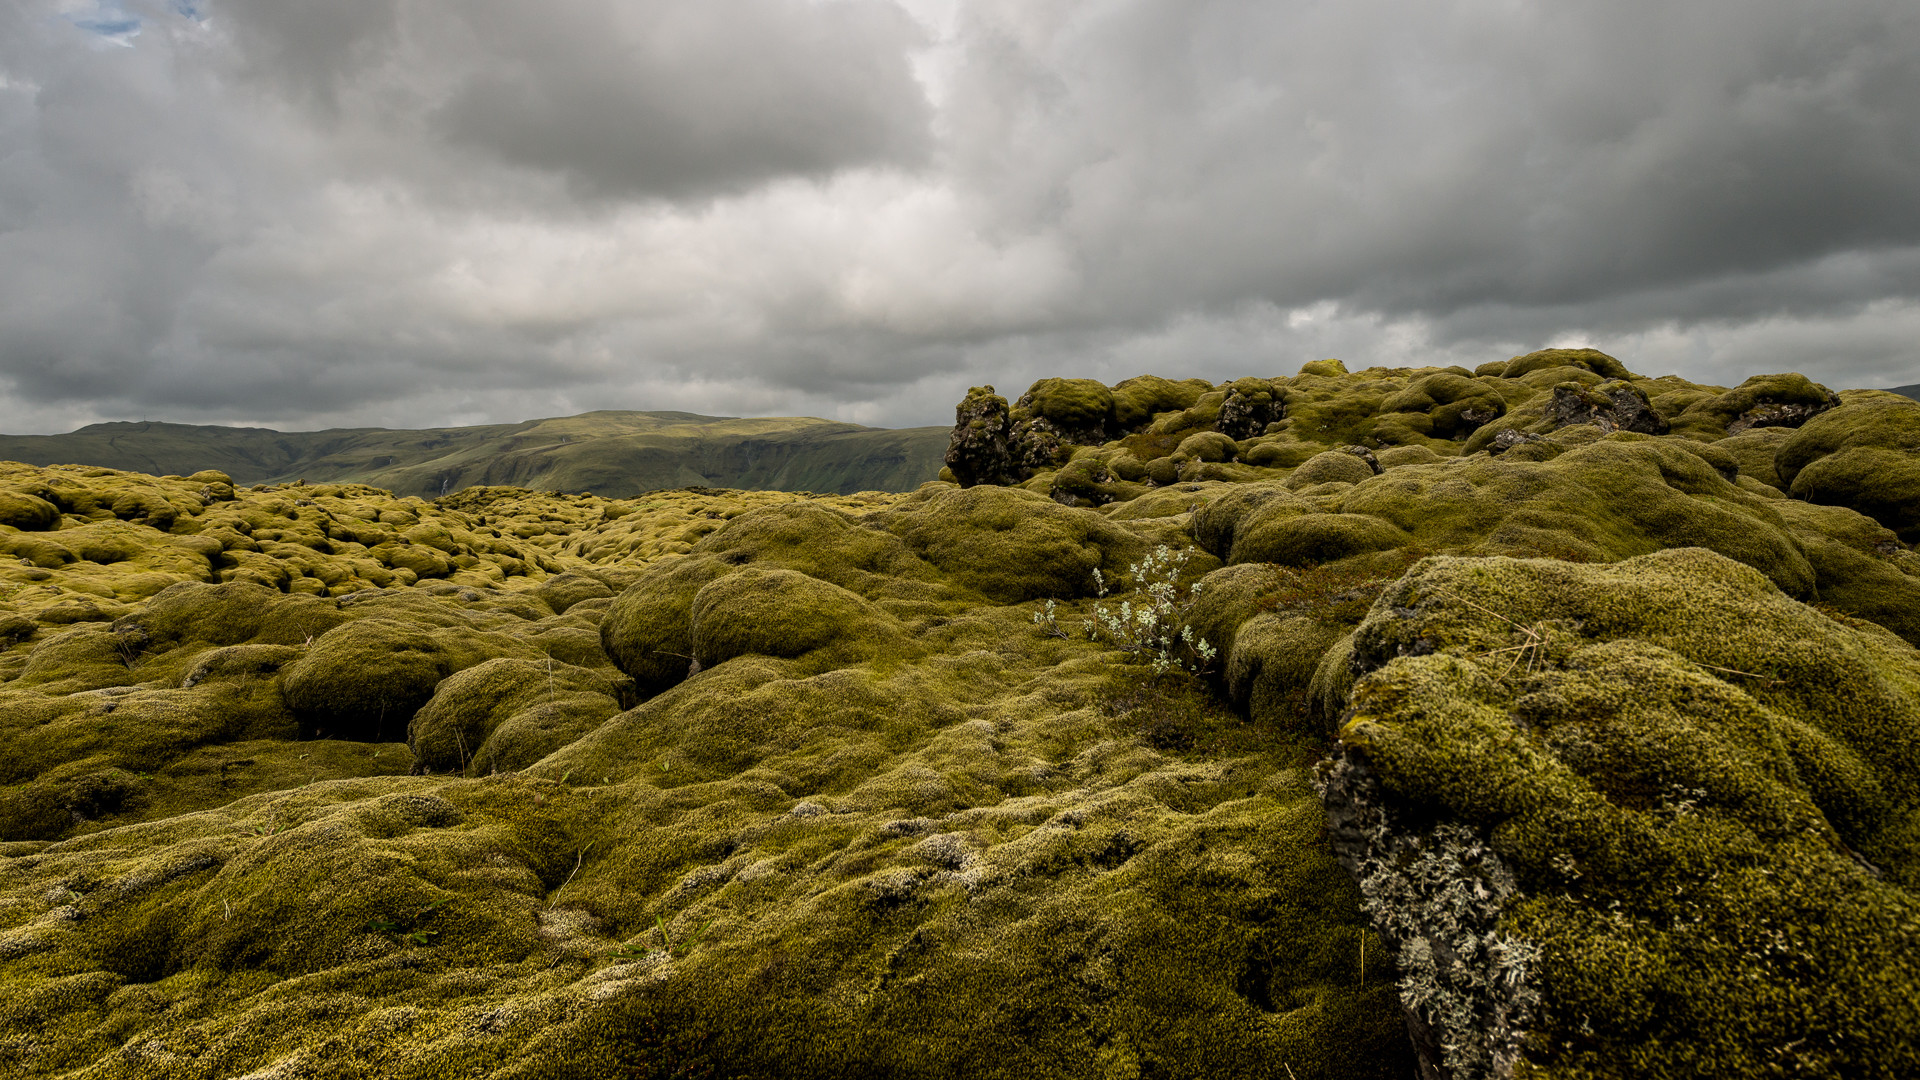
[1,0,1918,435]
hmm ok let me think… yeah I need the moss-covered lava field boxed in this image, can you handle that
[2,348,1917,1078]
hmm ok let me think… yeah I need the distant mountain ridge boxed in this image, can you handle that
[0,410,949,498]
[1892,384,1920,401]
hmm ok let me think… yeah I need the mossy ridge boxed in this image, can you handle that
[1320,549,1920,1078]
[935,355,1919,641]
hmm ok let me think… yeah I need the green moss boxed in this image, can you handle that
[1324,548,1920,1077]
[690,501,944,602]
[876,484,1149,603]
[1335,437,1833,602]
[1012,377,1117,435]
[531,571,612,615]
[281,619,542,742]
[1670,372,1842,439]
[409,657,629,776]
[0,490,60,531]
[1189,481,1312,561]
[1241,436,1330,469]
[1707,426,1792,489]
[5,369,1919,1078]
[690,567,915,674]
[598,555,732,697]
[1232,513,1414,568]
[1111,375,1211,430]
[1226,612,1348,734]
[1497,348,1631,381]
[1776,392,1920,543]
[1286,450,1377,490]
[130,581,350,648]
[0,531,76,569]
[1376,445,1445,469]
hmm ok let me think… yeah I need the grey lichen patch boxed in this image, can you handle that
[1318,757,1540,1080]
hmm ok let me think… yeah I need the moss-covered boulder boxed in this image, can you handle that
[1495,347,1632,382]
[1286,448,1379,490]
[0,490,60,530]
[689,501,942,602]
[1012,377,1116,443]
[598,555,733,697]
[123,580,350,649]
[1671,372,1843,438]
[689,567,913,673]
[1775,391,1920,543]
[280,619,540,742]
[877,484,1150,603]
[1336,435,1842,601]
[1319,548,1920,1079]
[408,657,630,776]
[531,571,611,615]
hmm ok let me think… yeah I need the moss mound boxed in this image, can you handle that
[1776,391,1920,543]
[408,657,631,776]
[876,484,1149,603]
[689,567,913,671]
[598,554,733,696]
[282,618,545,742]
[1321,549,1920,1078]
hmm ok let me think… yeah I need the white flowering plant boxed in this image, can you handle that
[1079,545,1218,677]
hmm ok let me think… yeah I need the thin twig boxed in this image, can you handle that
[549,844,589,908]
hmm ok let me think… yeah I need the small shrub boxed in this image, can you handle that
[1084,544,1218,676]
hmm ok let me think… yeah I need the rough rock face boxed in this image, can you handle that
[3,350,1919,1079]
[941,385,1017,488]
[1541,380,1670,435]
[1217,378,1285,440]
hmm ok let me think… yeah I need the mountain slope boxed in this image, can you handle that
[0,411,949,498]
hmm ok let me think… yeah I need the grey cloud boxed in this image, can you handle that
[431,1,932,198]
[217,0,932,199]
[218,0,401,114]
[943,0,1920,323]
[0,0,1916,440]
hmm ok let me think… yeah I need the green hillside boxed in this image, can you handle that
[0,411,949,498]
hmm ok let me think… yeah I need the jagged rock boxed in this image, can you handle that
[1542,379,1669,434]
[1487,428,1545,454]
[1216,378,1284,440]
[1006,414,1077,475]
[942,385,1017,488]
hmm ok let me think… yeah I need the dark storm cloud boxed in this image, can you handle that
[217,0,931,198]
[0,0,1916,436]
[431,1,932,198]
[938,0,1920,321]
